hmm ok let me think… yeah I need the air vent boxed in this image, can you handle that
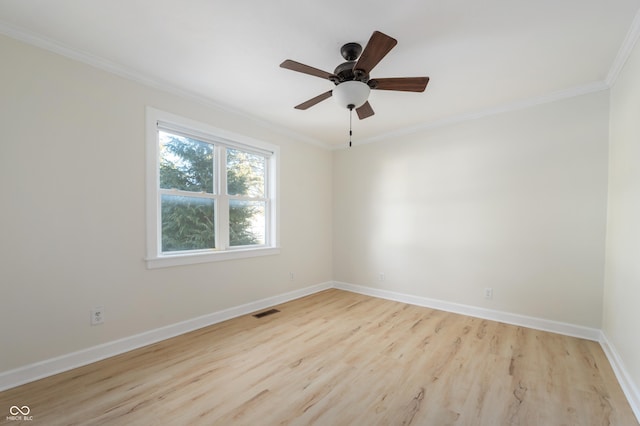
[252,308,280,319]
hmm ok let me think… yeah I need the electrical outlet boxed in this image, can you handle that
[91,307,104,325]
[289,272,295,281]
[484,288,493,300]
[379,272,385,281]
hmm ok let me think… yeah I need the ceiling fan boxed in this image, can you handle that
[280,31,430,120]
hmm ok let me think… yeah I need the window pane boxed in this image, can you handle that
[227,148,265,197]
[161,194,215,252]
[229,200,265,246]
[159,131,214,193]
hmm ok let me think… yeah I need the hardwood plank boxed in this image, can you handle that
[0,289,636,425]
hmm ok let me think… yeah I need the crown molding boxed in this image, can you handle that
[354,81,609,146]
[0,20,332,150]
[605,8,640,87]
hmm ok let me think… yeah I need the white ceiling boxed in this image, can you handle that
[1,1,639,148]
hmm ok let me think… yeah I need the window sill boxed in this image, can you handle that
[145,247,280,269]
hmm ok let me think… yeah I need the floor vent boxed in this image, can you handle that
[252,308,280,319]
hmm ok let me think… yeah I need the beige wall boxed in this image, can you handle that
[604,36,640,396]
[333,91,610,328]
[0,35,333,371]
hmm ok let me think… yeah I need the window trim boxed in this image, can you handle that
[145,107,280,269]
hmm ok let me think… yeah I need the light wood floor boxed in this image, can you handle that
[0,289,637,425]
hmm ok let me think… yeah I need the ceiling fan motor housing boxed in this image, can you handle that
[334,42,369,83]
[334,61,355,81]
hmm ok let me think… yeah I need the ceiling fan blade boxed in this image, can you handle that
[370,77,430,92]
[280,59,335,80]
[353,31,398,75]
[294,90,333,110]
[356,101,374,120]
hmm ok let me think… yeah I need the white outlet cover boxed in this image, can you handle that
[91,307,104,325]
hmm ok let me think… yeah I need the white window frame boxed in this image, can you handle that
[145,107,279,269]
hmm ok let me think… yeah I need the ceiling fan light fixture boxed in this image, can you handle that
[333,80,370,110]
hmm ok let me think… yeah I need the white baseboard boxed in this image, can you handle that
[599,332,640,422]
[0,281,333,392]
[333,281,601,341]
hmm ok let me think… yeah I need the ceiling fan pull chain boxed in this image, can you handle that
[349,106,353,147]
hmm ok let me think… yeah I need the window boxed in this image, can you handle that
[146,107,279,268]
